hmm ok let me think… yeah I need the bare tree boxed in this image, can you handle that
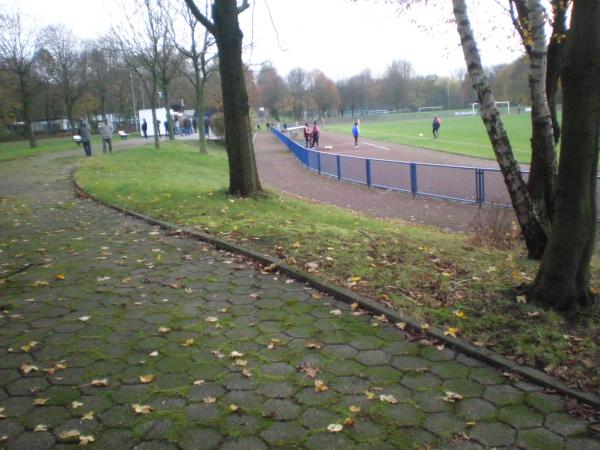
[287,67,308,121]
[184,0,262,197]
[177,4,216,152]
[0,10,42,147]
[41,25,87,132]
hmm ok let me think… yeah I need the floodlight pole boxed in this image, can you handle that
[130,72,139,132]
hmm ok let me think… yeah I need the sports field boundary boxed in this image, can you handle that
[72,171,600,410]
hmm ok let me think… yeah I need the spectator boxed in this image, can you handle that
[432,115,441,138]
[79,118,92,157]
[141,118,148,139]
[99,118,114,153]
[311,121,320,148]
[303,122,311,148]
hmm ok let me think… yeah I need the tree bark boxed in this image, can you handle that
[453,0,547,259]
[211,0,262,196]
[525,0,557,229]
[530,0,600,310]
[546,0,568,145]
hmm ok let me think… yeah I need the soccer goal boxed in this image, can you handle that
[418,106,443,113]
[472,101,510,116]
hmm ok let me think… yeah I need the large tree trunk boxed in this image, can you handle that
[452,0,547,259]
[546,0,568,145]
[529,0,600,310]
[163,88,174,140]
[18,76,36,148]
[195,79,207,153]
[212,0,262,196]
[525,0,557,230]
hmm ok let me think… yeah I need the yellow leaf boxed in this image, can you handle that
[132,404,154,415]
[364,390,376,400]
[444,327,460,338]
[0,407,5,419]
[242,368,252,378]
[420,323,430,330]
[311,292,323,300]
[327,423,343,432]
[205,316,219,322]
[184,287,193,294]
[139,375,155,384]
[34,424,48,432]
[516,295,527,304]
[262,263,278,273]
[234,359,248,367]
[181,338,195,347]
[71,401,83,409]
[305,340,322,349]
[291,241,301,248]
[466,420,477,427]
[395,322,407,330]
[81,411,94,421]
[349,405,361,413]
[443,391,464,403]
[453,310,466,319]
[158,327,171,334]
[193,379,205,385]
[55,274,65,281]
[58,430,81,442]
[229,404,239,413]
[203,397,216,404]
[314,380,329,392]
[343,417,355,427]
[33,398,49,406]
[21,341,38,353]
[229,351,244,358]
[329,309,342,316]
[91,378,109,387]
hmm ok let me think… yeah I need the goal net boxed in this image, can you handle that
[418,106,443,113]
[472,101,510,115]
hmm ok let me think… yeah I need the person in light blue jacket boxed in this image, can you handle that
[352,122,360,147]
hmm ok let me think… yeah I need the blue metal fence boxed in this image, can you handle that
[271,127,525,208]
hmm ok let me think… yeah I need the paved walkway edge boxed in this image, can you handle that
[72,174,600,410]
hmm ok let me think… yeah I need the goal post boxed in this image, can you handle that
[472,101,510,116]
[418,106,443,113]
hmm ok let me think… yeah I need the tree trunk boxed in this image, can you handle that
[212,0,262,196]
[525,0,557,229]
[546,0,568,145]
[452,0,547,259]
[163,88,174,140]
[18,76,36,148]
[529,0,600,310]
[196,79,207,153]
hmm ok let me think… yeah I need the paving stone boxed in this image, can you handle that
[305,432,354,450]
[262,399,301,420]
[256,382,297,399]
[483,384,525,406]
[457,398,498,421]
[423,412,467,438]
[387,427,439,448]
[348,335,385,350]
[497,404,544,428]
[187,383,226,402]
[517,427,565,450]
[220,437,268,450]
[136,419,175,440]
[441,378,484,399]
[401,373,441,391]
[22,405,71,429]
[413,391,452,413]
[295,387,338,406]
[566,438,600,450]
[0,417,25,440]
[544,412,589,436]
[331,376,371,395]
[223,414,265,435]
[5,431,55,450]
[469,421,516,447]
[430,361,470,379]
[300,407,341,429]
[185,404,223,424]
[468,367,505,385]
[391,355,431,371]
[377,403,424,427]
[525,391,567,413]
[260,422,306,446]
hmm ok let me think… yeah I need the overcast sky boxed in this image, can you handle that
[8,0,523,80]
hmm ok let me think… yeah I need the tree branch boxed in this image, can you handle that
[183,0,215,34]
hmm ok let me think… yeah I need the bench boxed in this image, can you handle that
[72,135,82,145]
[118,130,129,140]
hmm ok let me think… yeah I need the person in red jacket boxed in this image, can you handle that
[303,122,311,148]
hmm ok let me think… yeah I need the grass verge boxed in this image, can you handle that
[0,135,111,162]
[76,139,600,395]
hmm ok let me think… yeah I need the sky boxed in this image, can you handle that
[8,0,523,80]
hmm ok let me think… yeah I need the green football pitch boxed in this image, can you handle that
[325,113,535,164]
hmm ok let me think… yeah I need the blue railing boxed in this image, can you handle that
[271,127,524,208]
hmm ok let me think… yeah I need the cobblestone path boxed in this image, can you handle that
[0,151,598,449]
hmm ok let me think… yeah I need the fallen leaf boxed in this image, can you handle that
[212,350,225,359]
[379,394,398,404]
[33,398,49,406]
[79,435,95,445]
[234,359,248,367]
[527,311,541,318]
[516,295,527,304]
[58,430,81,442]
[343,417,355,427]
[374,314,389,323]
[55,274,65,281]
[158,327,171,334]
[91,378,109,387]
[242,368,252,378]
[314,379,329,392]
[149,351,159,357]
[181,338,195,347]
[444,327,461,338]
[229,351,244,358]
[184,287,193,294]
[311,292,323,300]
[327,423,343,432]
[262,263,278,273]
[139,375,155,384]
[291,241,301,248]
[205,316,219,322]
[81,411,94,421]
[20,363,39,374]
[71,401,84,409]
[78,315,91,322]
[229,404,239,413]
[299,363,320,378]
[349,405,361,413]
[21,341,38,353]
[305,340,322,349]
[395,322,407,330]
[329,309,342,316]
[453,310,466,319]
[364,390,376,400]
[193,379,205,385]
[443,391,464,403]
[0,407,6,419]
[132,404,154,415]
[466,420,477,427]
[34,424,48,432]
[203,397,216,404]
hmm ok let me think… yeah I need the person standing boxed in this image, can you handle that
[352,122,360,147]
[156,119,162,138]
[141,118,148,139]
[432,115,441,138]
[99,118,114,153]
[79,118,92,157]
[311,121,320,148]
[303,122,311,148]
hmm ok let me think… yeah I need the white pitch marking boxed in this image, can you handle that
[363,142,390,150]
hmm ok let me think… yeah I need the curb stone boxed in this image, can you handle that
[71,175,600,411]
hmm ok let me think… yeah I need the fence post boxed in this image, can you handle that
[410,163,418,196]
[336,155,341,180]
[477,169,485,207]
[366,159,372,188]
[317,152,321,175]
